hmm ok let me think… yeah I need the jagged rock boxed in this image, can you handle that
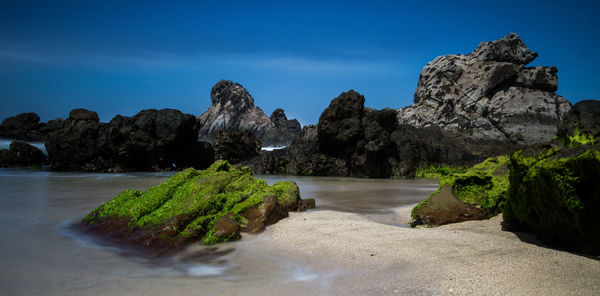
[558,100,600,139]
[197,80,301,146]
[82,161,315,254]
[397,33,571,145]
[248,90,477,178]
[0,112,44,141]
[69,108,100,121]
[0,141,46,168]
[197,80,272,142]
[214,129,261,164]
[44,108,214,172]
[261,108,301,146]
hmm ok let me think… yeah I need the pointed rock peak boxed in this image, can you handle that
[210,80,255,110]
[471,32,538,65]
[270,108,287,120]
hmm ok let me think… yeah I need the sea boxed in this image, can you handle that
[0,164,438,295]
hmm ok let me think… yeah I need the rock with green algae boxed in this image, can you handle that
[411,155,509,227]
[503,145,600,254]
[82,160,315,255]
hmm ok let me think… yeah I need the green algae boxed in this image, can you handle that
[503,148,600,252]
[415,164,466,179]
[84,160,301,246]
[411,156,510,225]
[556,127,597,147]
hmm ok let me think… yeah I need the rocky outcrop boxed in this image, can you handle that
[214,129,261,164]
[411,156,509,226]
[398,33,571,145]
[0,141,46,168]
[0,112,45,141]
[82,160,315,255]
[248,90,480,178]
[261,108,301,146]
[44,108,214,172]
[197,80,301,146]
[503,145,600,254]
[558,100,600,139]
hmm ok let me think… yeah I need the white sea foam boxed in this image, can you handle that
[261,146,287,151]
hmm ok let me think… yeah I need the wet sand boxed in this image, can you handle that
[265,208,600,295]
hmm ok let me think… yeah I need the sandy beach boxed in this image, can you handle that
[264,207,600,296]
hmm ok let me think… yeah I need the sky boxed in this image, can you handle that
[1,0,599,126]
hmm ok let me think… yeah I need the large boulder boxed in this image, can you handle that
[411,156,509,226]
[82,160,315,255]
[69,108,100,121]
[196,80,301,146]
[397,33,571,145]
[0,141,46,168]
[214,129,261,164]
[503,145,600,254]
[0,112,44,141]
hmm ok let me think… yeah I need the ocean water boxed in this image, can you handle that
[0,169,437,295]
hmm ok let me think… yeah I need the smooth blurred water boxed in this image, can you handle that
[0,169,437,295]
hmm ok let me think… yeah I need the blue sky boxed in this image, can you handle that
[1,0,599,125]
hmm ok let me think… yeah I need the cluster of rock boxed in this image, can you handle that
[0,112,46,141]
[248,90,490,178]
[43,108,214,172]
[83,160,315,254]
[197,80,301,147]
[397,33,572,145]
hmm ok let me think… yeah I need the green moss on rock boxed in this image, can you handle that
[83,160,312,253]
[411,156,509,227]
[503,147,600,254]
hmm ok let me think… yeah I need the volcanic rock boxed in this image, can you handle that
[558,100,600,139]
[0,141,46,168]
[261,108,302,146]
[397,33,571,145]
[0,112,44,141]
[214,129,261,164]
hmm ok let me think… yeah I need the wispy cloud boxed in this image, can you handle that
[0,47,405,76]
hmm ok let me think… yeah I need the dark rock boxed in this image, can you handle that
[214,129,261,164]
[196,80,301,146]
[0,112,44,141]
[398,33,571,145]
[261,108,302,146]
[247,90,478,178]
[83,161,314,254]
[0,141,46,168]
[44,108,214,172]
[69,108,99,121]
[503,145,600,255]
[558,100,600,139]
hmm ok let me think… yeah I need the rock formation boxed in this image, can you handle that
[248,90,480,178]
[44,108,214,172]
[197,80,301,146]
[0,141,46,168]
[398,33,571,145]
[214,129,261,164]
[0,112,45,141]
[261,108,301,146]
[82,160,315,254]
[503,145,600,254]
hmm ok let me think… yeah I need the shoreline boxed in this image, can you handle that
[262,208,600,295]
